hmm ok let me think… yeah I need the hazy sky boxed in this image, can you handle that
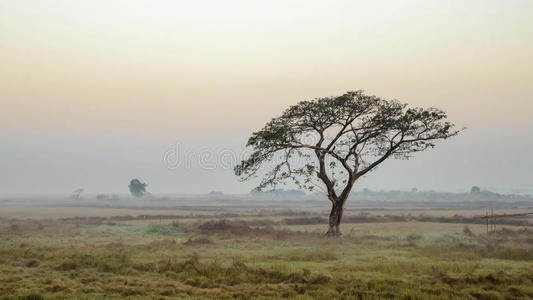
[1,0,532,195]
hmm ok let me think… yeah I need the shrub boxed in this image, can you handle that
[285,249,338,262]
[144,223,187,236]
[463,226,474,236]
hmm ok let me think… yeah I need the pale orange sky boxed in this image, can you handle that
[2,0,532,135]
[0,1,532,194]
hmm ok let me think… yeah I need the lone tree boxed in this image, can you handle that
[471,186,481,193]
[71,188,84,200]
[129,179,147,197]
[235,91,461,236]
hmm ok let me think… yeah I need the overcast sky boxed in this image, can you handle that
[1,0,532,195]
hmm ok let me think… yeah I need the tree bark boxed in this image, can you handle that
[326,202,344,237]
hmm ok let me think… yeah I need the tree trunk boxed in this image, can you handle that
[326,203,344,237]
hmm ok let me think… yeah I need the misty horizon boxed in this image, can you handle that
[2,125,532,196]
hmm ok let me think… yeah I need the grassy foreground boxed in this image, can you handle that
[1,217,533,299]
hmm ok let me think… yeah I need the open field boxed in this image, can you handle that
[3,205,533,220]
[1,204,533,299]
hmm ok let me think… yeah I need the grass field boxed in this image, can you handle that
[1,207,533,299]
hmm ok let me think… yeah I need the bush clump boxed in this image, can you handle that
[196,219,296,239]
[285,249,338,262]
[144,222,187,236]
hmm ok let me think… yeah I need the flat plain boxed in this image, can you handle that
[1,202,533,299]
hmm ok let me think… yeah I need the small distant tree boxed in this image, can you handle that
[129,179,147,197]
[471,186,481,193]
[72,188,84,200]
[96,194,108,200]
[235,90,461,236]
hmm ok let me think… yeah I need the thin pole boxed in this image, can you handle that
[486,209,489,233]
[491,208,494,231]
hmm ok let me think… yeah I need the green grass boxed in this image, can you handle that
[0,218,532,299]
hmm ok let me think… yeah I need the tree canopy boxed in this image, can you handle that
[129,179,147,197]
[235,90,461,235]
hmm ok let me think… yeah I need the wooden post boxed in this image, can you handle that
[486,209,489,233]
[491,208,494,231]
